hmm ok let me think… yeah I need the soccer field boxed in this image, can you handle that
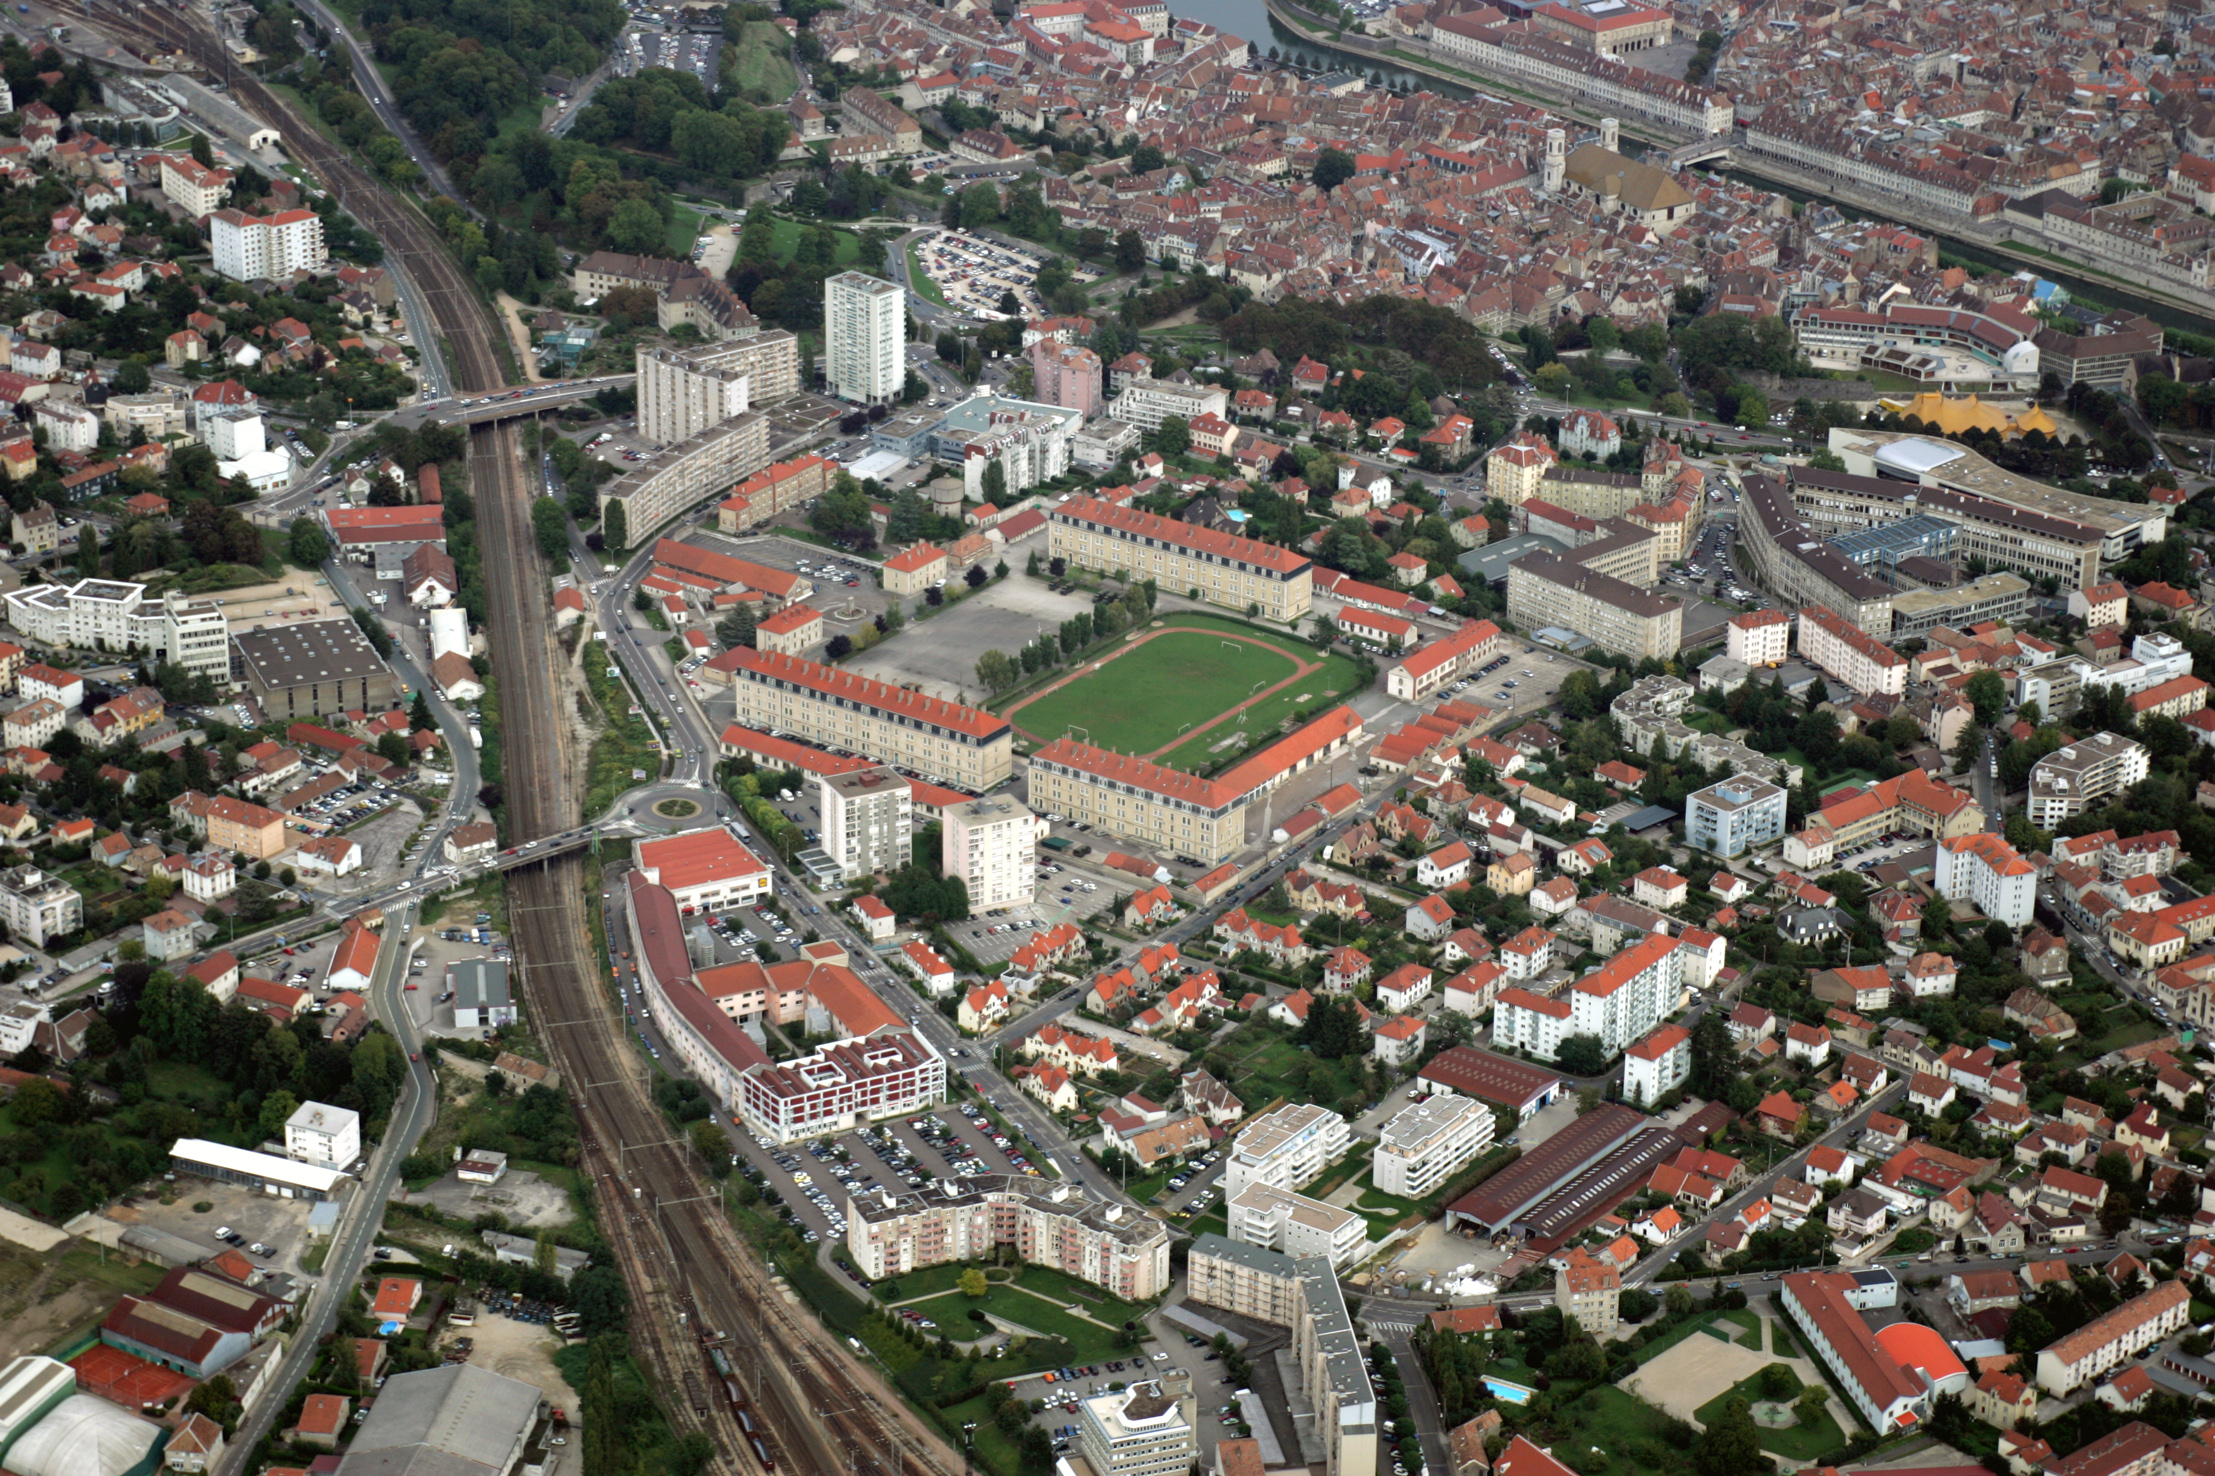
[1007,628,1311,756]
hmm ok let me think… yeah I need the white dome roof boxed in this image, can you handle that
[6,1394,162,1476]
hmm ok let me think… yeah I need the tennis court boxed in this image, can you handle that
[72,1342,195,1408]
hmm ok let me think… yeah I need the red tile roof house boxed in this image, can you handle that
[295,1393,351,1449]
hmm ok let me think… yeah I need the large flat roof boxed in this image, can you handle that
[169,1138,346,1193]
[1447,1104,1647,1231]
[1417,1046,1564,1111]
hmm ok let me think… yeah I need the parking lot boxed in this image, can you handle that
[726,1102,1045,1248]
[1436,643,1580,727]
[396,914,511,1038]
[909,228,1048,318]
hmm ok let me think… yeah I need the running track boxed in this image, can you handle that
[1002,625,1327,759]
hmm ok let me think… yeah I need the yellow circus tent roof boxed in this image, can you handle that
[1877,392,2053,439]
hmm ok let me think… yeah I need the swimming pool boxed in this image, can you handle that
[1484,1377,1536,1405]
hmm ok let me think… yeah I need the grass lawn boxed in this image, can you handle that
[728,21,799,101]
[1554,1385,1684,1476]
[766,215,865,267]
[1632,1311,1738,1366]
[936,1390,1027,1476]
[1224,1028,1306,1108]
[906,239,950,306]
[1721,1307,1762,1348]
[1693,1374,1846,1461]
[908,1286,1129,1366]
[663,201,706,257]
[582,656,661,817]
[1007,628,1307,753]
[1150,650,1368,773]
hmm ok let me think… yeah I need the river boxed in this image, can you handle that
[1169,0,1436,90]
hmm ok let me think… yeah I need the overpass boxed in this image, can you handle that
[484,826,607,870]
[409,374,637,426]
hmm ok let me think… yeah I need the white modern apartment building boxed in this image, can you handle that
[1798,604,1906,696]
[2028,732,2149,828]
[637,343,751,448]
[283,1101,360,1170]
[816,766,911,881]
[209,207,326,282]
[1726,608,1790,666]
[824,271,904,405]
[0,865,80,947]
[1108,379,1229,432]
[846,1173,1170,1299]
[1933,833,2035,928]
[1226,1182,1367,1268]
[1622,1023,1691,1105]
[2076,631,2195,699]
[1685,776,1788,858]
[941,795,1035,910]
[1076,1379,1196,1476]
[1223,1103,1351,1199]
[1493,931,1680,1061]
[1,579,229,684]
[1371,1096,1493,1198]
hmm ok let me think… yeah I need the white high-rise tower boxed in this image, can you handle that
[824,271,905,406]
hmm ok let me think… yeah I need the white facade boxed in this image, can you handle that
[2075,632,2195,698]
[0,864,78,946]
[1622,1023,1691,1106]
[33,401,98,452]
[2029,732,2148,828]
[209,208,327,282]
[201,408,265,462]
[2,580,229,683]
[1494,932,1680,1060]
[941,795,1035,910]
[1371,1095,1492,1198]
[817,766,912,881]
[824,271,904,405]
[283,1100,360,1170]
[1223,1103,1350,1199]
[1076,1381,1197,1476]
[636,342,756,448]
[1933,833,2035,928]
[1726,610,1790,666]
[1225,1182,1368,1268]
[1685,776,1788,857]
[1109,379,1229,432]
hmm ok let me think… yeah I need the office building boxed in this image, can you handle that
[231,619,396,720]
[719,648,1013,789]
[209,207,325,282]
[817,766,912,882]
[1493,932,1679,1061]
[2029,732,2149,828]
[1226,1182,1367,1268]
[1934,833,2035,927]
[1076,1378,1197,1476]
[1782,1271,1969,1431]
[1798,604,1907,695]
[1889,574,2031,639]
[0,866,78,947]
[1223,1103,1351,1198]
[1738,475,1896,635]
[1,579,228,684]
[283,1101,360,1170]
[941,795,1035,910]
[1047,496,1313,620]
[2034,1280,2189,1394]
[1555,1247,1620,1339]
[1506,553,1681,660]
[1186,1233,1306,1325]
[847,1174,1171,1299]
[1685,776,1788,858]
[824,271,905,405]
[1372,1095,1493,1198]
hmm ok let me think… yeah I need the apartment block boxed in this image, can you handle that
[1108,379,1229,431]
[209,207,325,282]
[1726,608,1790,666]
[1685,776,1788,858]
[816,766,911,882]
[1186,1232,1305,1325]
[1934,833,2035,928]
[1799,604,1906,695]
[160,154,232,215]
[846,1174,1170,1299]
[1,579,228,684]
[941,795,1035,910]
[1224,1103,1352,1198]
[1493,932,1679,1060]
[0,865,79,946]
[1048,497,1313,621]
[1555,1247,1620,1339]
[2034,1280,2189,1394]
[1027,739,1253,864]
[1622,1023,1691,1105]
[1505,553,1681,660]
[283,1101,360,1170]
[720,648,1013,789]
[824,272,904,405]
[1226,1182,1367,1268]
[637,341,756,447]
[2029,732,2149,829]
[1372,1095,1493,1198]
[1294,1258,1379,1476]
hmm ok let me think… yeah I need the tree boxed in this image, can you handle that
[965,564,987,588]
[603,499,628,550]
[717,606,758,649]
[1113,229,1145,273]
[410,691,435,732]
[980,458,1007,505]
[1964,669,2006,727]
[531,498,569,562]
[976,650,1016,691]
[288,517,330,566]
[1147,416,1191,458]
[689,1118,731,1176]
[959,1267,989,1297]
[1695,1397,1772,1476]
[1554,1035,1608,1076]
[1312,147,1355,192]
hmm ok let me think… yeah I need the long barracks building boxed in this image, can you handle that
[1047,496,1314,621]
[717,648,1013,789]
[1789,463,2104,591]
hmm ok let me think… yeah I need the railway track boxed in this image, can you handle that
[96,12,968,1476]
